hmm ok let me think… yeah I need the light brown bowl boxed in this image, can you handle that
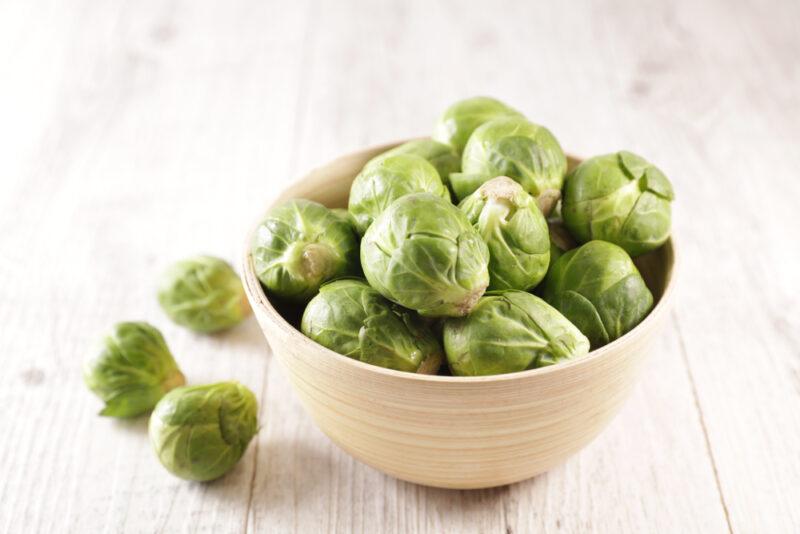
[242,141,677,489]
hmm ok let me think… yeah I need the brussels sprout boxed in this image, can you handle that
[331,208,356,228]
[367,139,461,186]
[561,151,674,256]
[452,116,567,214]
[542,240,654,348]
[361,193,489,317]
[458,177,549,291]
[432,96,523,154]
[443,290,590,376]
[348,154,449,235]
[149,381,258,482]
[157,256,250,333]
[301,279,443,373]
[251,199,360,301]
[83,322,185,418]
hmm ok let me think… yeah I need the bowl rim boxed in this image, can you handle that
[241,142,678,384]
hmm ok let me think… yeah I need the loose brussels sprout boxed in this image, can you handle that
[458,177,549,291]
[443,290,590,376]
[301,279,443,373]
[251,199,360,301]
[83,322,185,418]
[432,96,523,154]
[348,154,449,235]
[542,240,654,348]
[452,116,567,214]
[367,139,460,186]
[157,256,250,333]
[361,193,489,317]
[149,381,258,482]
[561,151,674,256]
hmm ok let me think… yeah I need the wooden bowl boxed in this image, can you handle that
[241,141,677,489]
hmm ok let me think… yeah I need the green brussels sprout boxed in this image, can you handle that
[149,381,258,482]
[157,256,250,333]
[367,139,461,187]
[432,96,523,155]
[452,116,567,215]
[83,322,185,418]
[301,279,443,373]
[458,176,549,291]
[251,199,360,301]
[331,208,356,228]
[361,193,489,317]
[561,151,674,256]
[443,290,590,376]
[348,154,449,235]
[542,240,654,348]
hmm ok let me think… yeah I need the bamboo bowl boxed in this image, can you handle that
[242,141,676,489]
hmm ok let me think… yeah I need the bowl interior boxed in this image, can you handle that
[248,142,675,377]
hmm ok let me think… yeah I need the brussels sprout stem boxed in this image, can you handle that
[536,188,561,217]
[302,243,336,277]
[548,222,575,252]
[283,242,337,283]
[302,243,331,278]
[476,177,518,242]
[238,292,253,318]
[416,352,443,375]
[478,198,514,236]
[455,286,486,316]
[162,369,186,392]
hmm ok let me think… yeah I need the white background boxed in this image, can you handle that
[0,0,798,532]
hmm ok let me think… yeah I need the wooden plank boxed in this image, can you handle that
[585,0,800,531]
[0,0,308,532]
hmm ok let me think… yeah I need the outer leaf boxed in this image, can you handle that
[149,382,258,482]
[555,290,610,348]
[251,199,360,301]
[348,154,449,235]
[361,193,490,317]
[432,96,523,154]
[643,166,675,200]
[617,191,672,256]
[366,139,461,187]
[541,240,653,349]
[459,116,567,211]
[562,151,674,256]
[449,172,490,201]
[458,177,550,291]
[594,273,654,340]
[83,322,185,418]
[301,279,443,373]
[300,279,371,358]
[443,290,589,376]
[157,256,250,333]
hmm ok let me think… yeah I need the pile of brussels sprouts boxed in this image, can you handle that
[84,256,259,482]
[252,96,674,376]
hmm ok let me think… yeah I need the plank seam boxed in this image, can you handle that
[673,310,734,534]
[244,356,273,533]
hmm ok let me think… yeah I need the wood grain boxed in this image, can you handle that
[0,0,797,532]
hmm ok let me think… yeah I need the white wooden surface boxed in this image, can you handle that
[0,0,797,532]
